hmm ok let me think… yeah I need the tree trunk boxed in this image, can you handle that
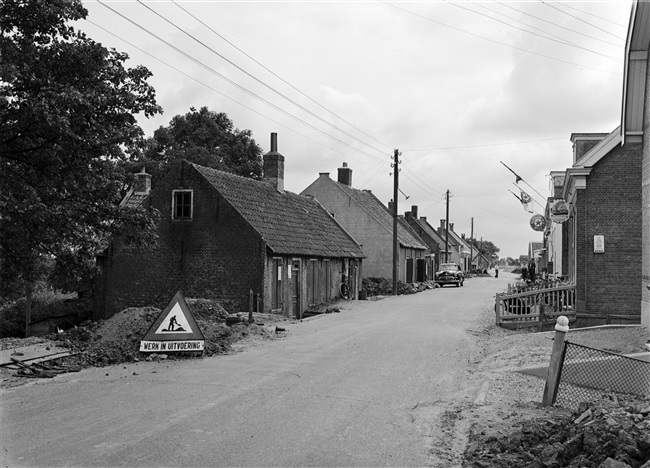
[25,282,33,338]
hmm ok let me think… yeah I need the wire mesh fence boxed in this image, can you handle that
[554,342,650,410]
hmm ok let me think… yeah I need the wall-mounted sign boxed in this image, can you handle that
[594,235,605,253]
[530,214,546,232]
[549,199,569,223]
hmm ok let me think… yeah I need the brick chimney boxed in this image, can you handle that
[405,211,412,220]
[263,133,284,192]
[411,205,418,219]
[388,200,395,214]
[449,223,454,232]
[135,167,151,195]
[338,162,352,186]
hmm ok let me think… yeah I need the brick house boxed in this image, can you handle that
[94,135,364,320]
[404,205,443,278]
[540,1,648,327]
[561,128,642,325]
[300,163,427,282]
[624,0,650,330]
[437,221,471,270]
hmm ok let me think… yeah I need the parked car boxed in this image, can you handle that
[435,263,465,287]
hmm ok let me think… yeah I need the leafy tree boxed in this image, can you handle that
[467,238,500,262]
[1,0,161,331]
[134,107,263,183]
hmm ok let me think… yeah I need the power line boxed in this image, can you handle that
[84,18,380,168]
[96,1,385,162]
[171,0,393,152]
[555,1,627,29]
[496,1,623,48]
[461,2,622,63]
[402,137,566,152]
[136,0,388,157]
[541,1,623,42]
[384,2,621,75]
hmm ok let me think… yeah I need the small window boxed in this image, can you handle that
[172,190,193,220]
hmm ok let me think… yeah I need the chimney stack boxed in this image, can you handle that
[338,162,352,186]
[411,205,418,219]
[263,132,285,192]
[449,223,454,231]
[388,200,395,215]
[135,167,151,195]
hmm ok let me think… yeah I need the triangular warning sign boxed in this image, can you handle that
[140,291,204,353]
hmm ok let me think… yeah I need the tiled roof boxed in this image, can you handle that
[333,182,426,250]
[412,218,446,248]
[192,164,364,258]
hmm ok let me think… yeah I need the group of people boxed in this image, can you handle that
[520,262,537,282]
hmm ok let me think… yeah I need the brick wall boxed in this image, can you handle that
[575,144,643,323]
[643,53,650,328]
[95,163,265,319]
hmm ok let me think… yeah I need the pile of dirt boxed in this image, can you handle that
[4,299,290,371]
[465,395,650,468]
[362,277,436,296]
[463,321,650,468]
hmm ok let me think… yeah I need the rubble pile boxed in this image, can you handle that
[465,396,650,468]
[46,299,284,368]
[362,277,436,296]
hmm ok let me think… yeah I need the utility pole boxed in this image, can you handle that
[444,189,450,263]
[470,217,474,272]
[392,149,400,296]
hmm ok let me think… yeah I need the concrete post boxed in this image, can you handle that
[542,316,570,406]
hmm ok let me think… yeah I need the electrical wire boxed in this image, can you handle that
[555,1,627,29]
[496,1,623,48]
[541,1,623,41]
[402,137,566,152]
[84,18,381,168]
[171,0,393,153]
[384,2,621,75]
[461,1,622,64]
[96,1,385,163]
[136,0,389,157]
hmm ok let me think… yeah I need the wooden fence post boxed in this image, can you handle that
[542,316,570,406]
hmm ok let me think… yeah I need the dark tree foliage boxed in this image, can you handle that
[133,106,263,184]
[0,0,162,295]
[467,238,500,261]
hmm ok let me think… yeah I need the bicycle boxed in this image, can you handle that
[339,275,350,300]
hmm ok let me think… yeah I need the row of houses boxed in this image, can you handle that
[94,135,489,320]
[535,0,649,329]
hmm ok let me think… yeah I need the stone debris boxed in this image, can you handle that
[464,395,650,468]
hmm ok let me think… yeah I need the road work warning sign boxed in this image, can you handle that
[140,290,205,353]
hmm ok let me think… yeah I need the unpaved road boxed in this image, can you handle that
[2,274,511,467]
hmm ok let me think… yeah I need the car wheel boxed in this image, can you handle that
[456,282,460,287]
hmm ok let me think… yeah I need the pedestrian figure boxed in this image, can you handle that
[168,315,178,331]
[495,265,499,278]
[521,266,528,282]
[529,262,536,280]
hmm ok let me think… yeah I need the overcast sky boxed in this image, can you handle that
[78,0,633,259]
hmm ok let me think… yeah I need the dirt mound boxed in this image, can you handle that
[465,395,650,467]
[6,299,289,371]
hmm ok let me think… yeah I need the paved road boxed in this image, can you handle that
[1,273,514,467]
